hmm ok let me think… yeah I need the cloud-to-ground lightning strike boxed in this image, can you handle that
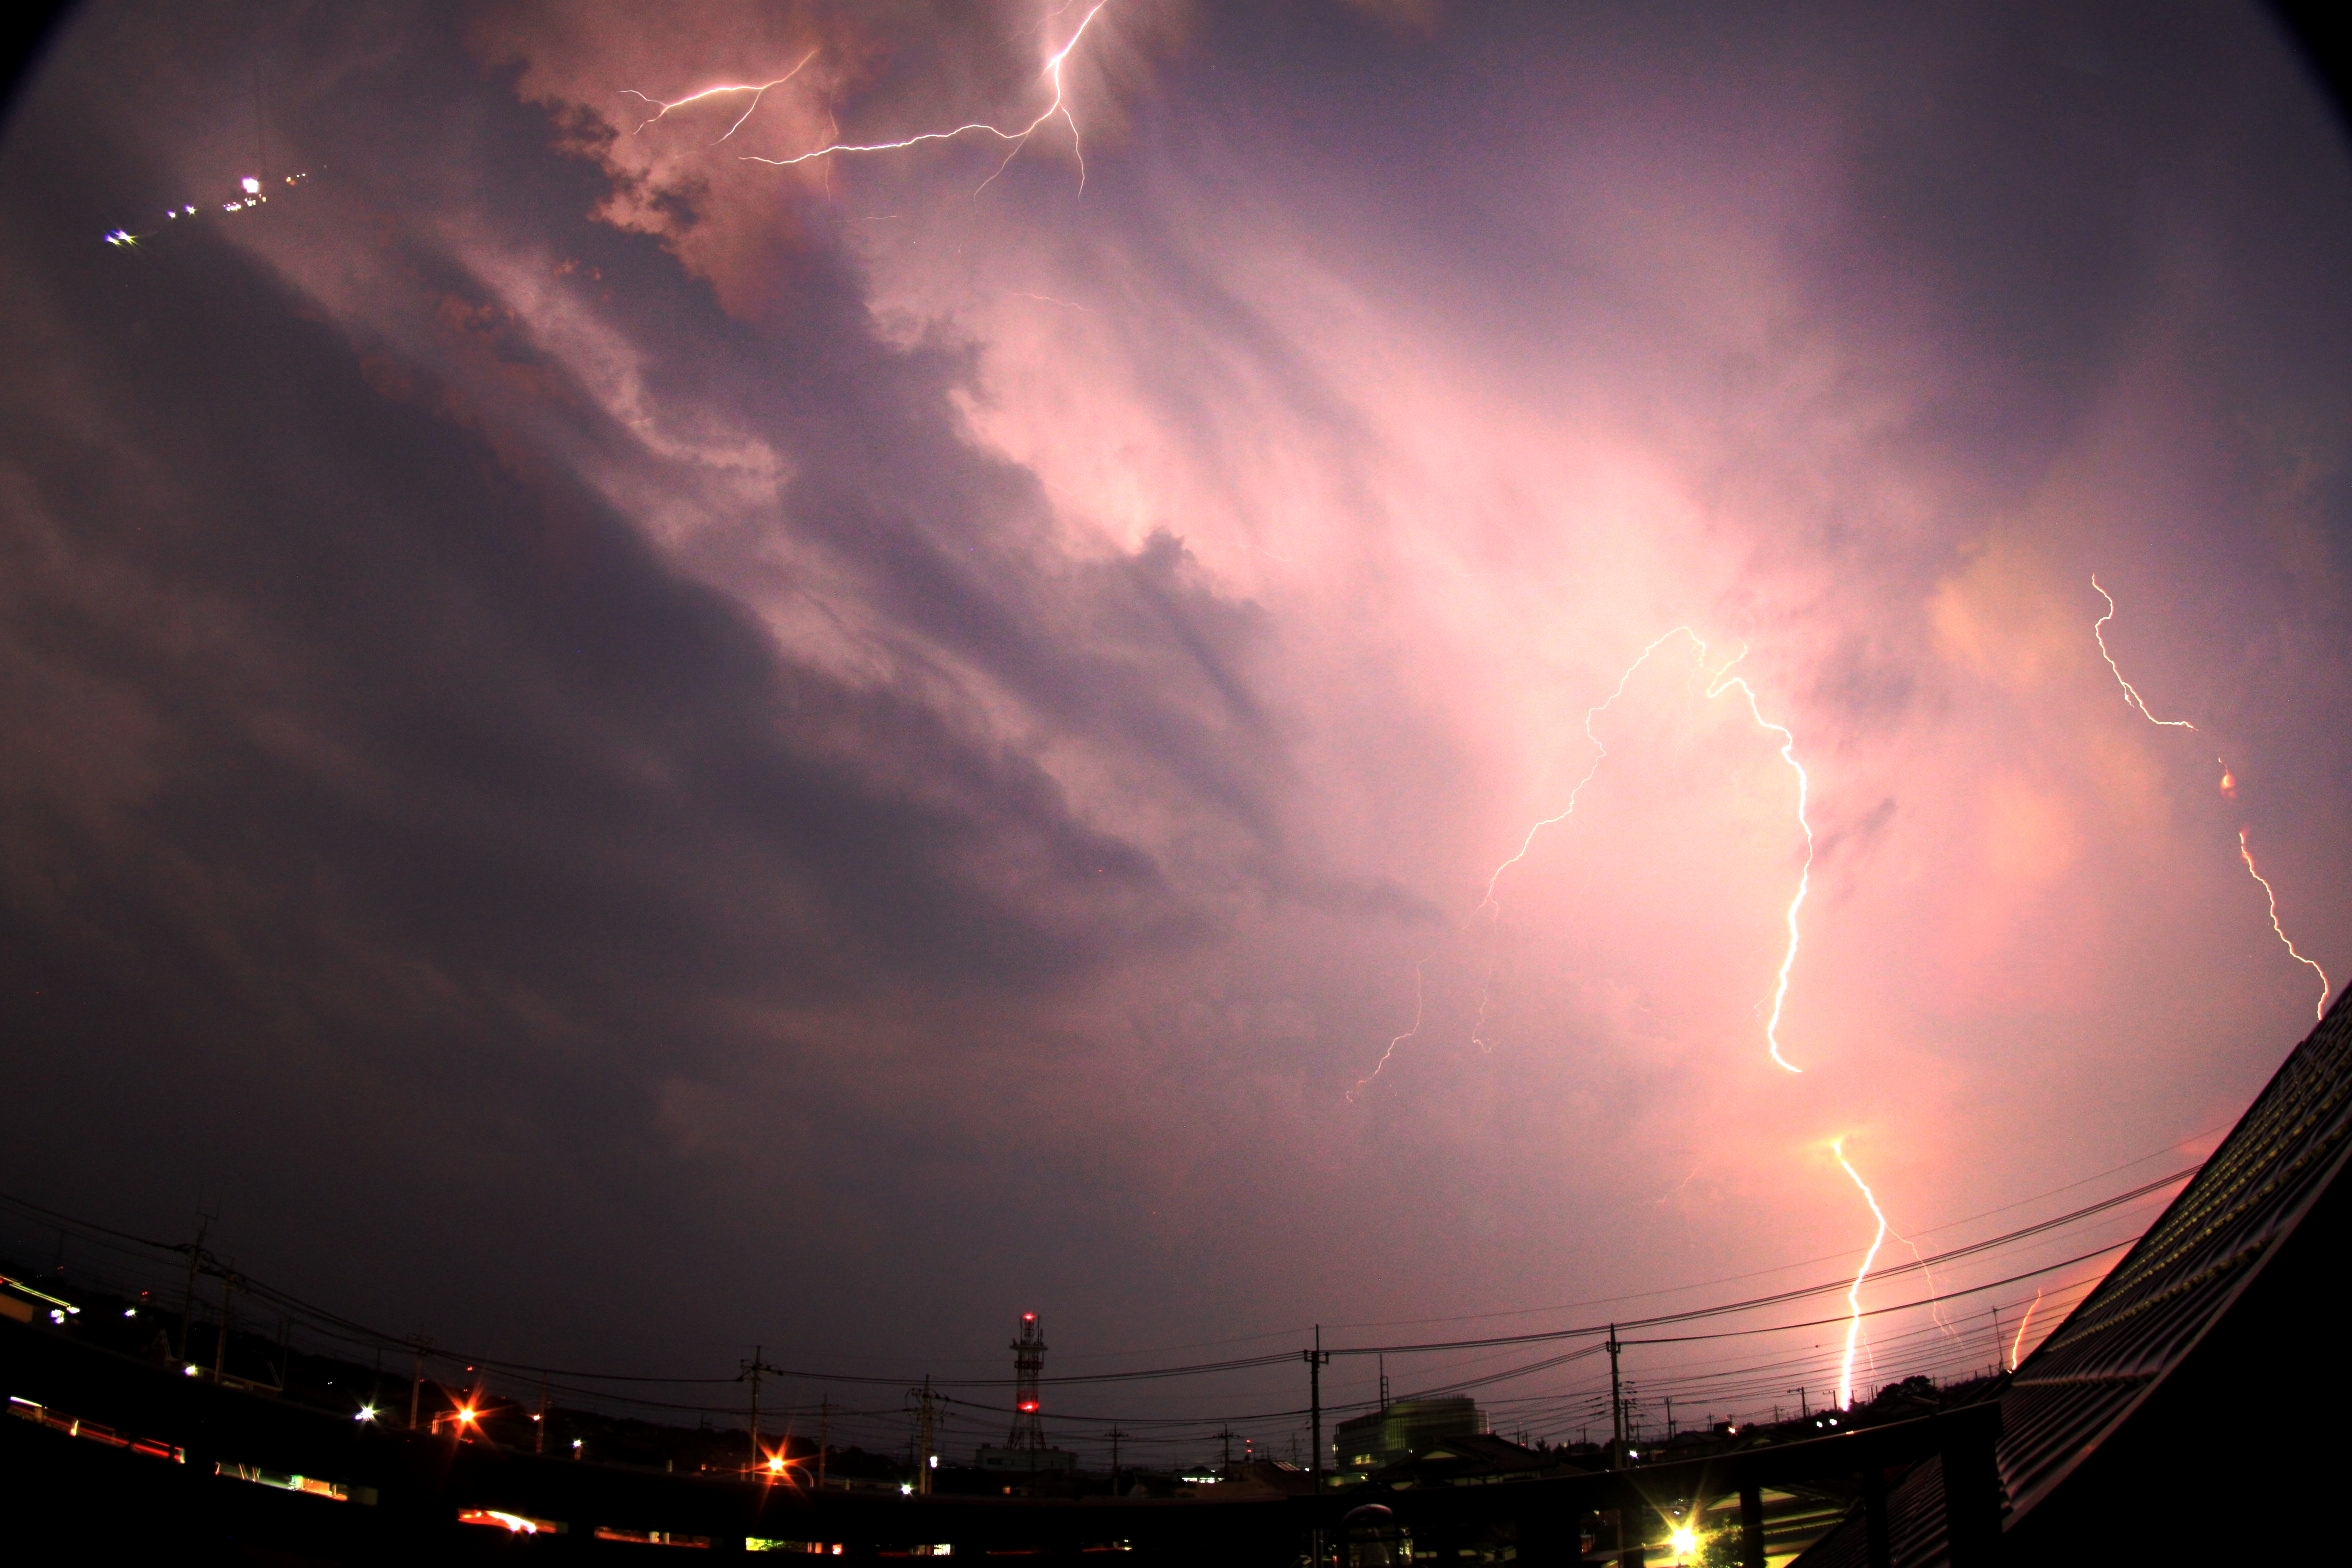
[621,54,818,141]
[738,3,1110,193]
[1831,1140,1890,1412]
[1356,625,1903,1410]
[2007,1289,2042,1373]
[1457,627,1816,1073]
[2239,830,2331,1021]
[2090,576,2331,1019]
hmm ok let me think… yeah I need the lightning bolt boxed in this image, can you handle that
[1460,627,1814,1073]
[2239,830,2331,1021]
[2091,576,2199,731]
[1347,950,1431,1103]
[1831,1139,1890,1411]
[620,54,820,141]
[2007,1288,2041,1373]
[740,3,1110,194]
[2090,576,2330,1020]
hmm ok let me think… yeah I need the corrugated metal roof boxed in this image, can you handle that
[1797,986,2352,1568]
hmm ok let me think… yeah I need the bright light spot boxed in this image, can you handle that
[241,177,261,194]
[49,1310,65,1323]
[357,1406,376,1422]
[767,1456,786,1474]
[123,1308,137,1317]
[900,1483,915,1496]
[457,1407,476,1424]
[1668,1526,1699,1559]
[928,1455,939,1469]
[184,1365,199,1376]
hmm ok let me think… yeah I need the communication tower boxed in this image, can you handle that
[1007,1312,1047,1450]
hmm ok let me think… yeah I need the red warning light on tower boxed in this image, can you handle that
[1008,1314,1048,1450]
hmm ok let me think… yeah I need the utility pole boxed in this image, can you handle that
[818,1398,831,1490]
[1378,1352,1389,1412]
[1664,1395,1674,1440]
[1607,1326,1626,1468]
[742,1347,785,1474]
[1108,1426,1123,1495]
[1790,1387,1808,1421]
[1990,1304,2003,1375]
[537,1383,549,1456]
[214,1266,235,1385]
[176,1218,209,1364]
[410,1336,433,1430]
[1304,1327,1330,1486]
[1219,1427,1234,1470]
[913,1376,937,1495]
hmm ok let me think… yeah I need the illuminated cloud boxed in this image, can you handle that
[0,1,2346,1407]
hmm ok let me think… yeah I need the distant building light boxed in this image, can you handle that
[241,178,261,194]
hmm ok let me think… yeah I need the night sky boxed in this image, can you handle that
[3,2,2348,1440]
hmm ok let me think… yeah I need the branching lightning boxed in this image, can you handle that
[1831,1140,1890,1411]
[620,54,818,141]
[1457,627,1815,1074]
[736,3,1110,193]
[2090,576,2331,1020]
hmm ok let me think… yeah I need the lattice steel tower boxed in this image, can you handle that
[1007,1313,1047,1450]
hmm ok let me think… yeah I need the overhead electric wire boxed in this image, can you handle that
[0,1159,2165,1414]
[1316,1138,2208,1334]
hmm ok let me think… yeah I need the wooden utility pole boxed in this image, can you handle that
[1608,1326,1626,1466]
[742,1347,785,1473]
[409,1336,433,1429]
[1304,1327,1330,1484]
[214,1267,235,1384]
[176,1218,208,1364]
[913,1377,937,1495]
